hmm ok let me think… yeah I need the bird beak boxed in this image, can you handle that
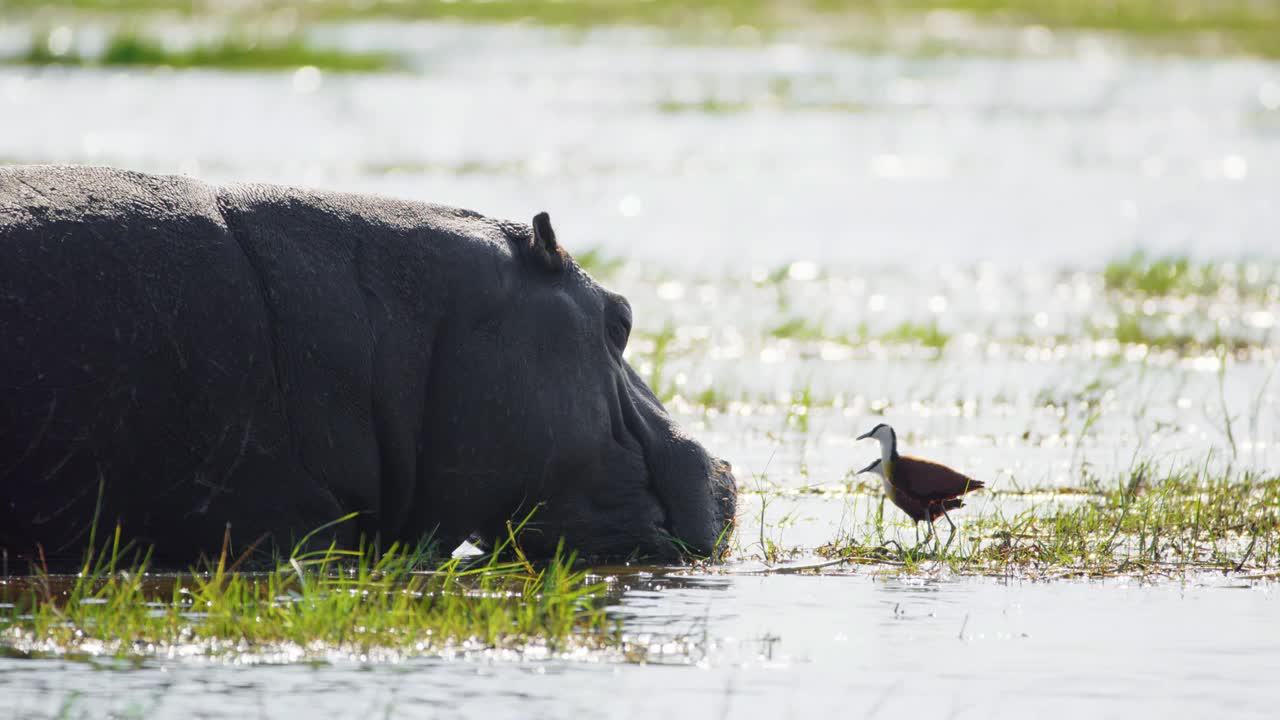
[856,460,878,474]
[856,430,873,441]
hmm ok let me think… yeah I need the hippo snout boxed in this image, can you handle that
[709,458,738,554]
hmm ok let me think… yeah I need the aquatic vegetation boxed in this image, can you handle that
[657,98,754,115]
[15,30,399,72]
[0,523,615,662]
[1108,312,1213,352]
[1102,252,1279,301]
[769,317,827,341]
[817,464,1280,579]
[1101,309,1265,355]
[879,320,950,351]
[784,384,816,434]
[695,386,731,411]
[8,0,1280,57]
[632,322,678,402]
[657,96,868,115]
[1103,252,1211,297]
[572,247,626,280]
[766,316,949,350]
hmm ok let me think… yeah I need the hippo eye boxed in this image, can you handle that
[609,314,632,350]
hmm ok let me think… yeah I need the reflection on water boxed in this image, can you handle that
[1,19,1279,720]
[3,573,1278,718]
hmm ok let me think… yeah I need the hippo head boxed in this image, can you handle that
[420,212,737,562]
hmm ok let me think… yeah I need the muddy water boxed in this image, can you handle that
[2,19,1280,719]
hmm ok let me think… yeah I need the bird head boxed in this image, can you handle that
[856,458,884,477]
[856,423,896,448]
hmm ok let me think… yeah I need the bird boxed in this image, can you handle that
[855,423,984,549]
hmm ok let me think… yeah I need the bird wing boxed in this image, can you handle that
[895,455,985,500]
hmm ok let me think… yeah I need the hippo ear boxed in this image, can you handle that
[529,212,564,272]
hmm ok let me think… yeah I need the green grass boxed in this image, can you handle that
[7,0,1280,57]
[1103,252,1210,297]
[0,522,615,661]
[658,98,755,115]
[16,31,399,72]
[659,77,871,114]
[880,320,950,350]
[882,0,1280,44]
[766,316,948,350]
[769,316,828,341]
[658,98,869,114]
[818,463,1280,579]
[1102,308,1264,354]
[1110,311,1216,352]
[572,247,626,280]
[637,322,678,402]
[695,386,731,411]
[1102,251,1280,300]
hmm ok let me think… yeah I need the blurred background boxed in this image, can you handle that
[2,0,1277,268]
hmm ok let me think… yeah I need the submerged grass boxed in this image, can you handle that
[16,31,398,72]
[0,522,615,662]
[818,463,1280,579]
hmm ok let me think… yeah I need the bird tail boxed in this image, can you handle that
[928,496,967,522]
[963,478,985,492]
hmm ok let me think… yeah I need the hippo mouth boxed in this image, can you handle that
[619,367,737,561]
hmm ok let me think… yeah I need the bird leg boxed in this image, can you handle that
[918,520,937,555]
[917,522,935,554]
[941,509,959,553]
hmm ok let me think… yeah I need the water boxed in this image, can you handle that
[3,574,1278,717]
[2,23,1278,268]
[2,19,1280,718]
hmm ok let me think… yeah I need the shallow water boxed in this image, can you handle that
[2,18,1280,719]
[4,573,1279,718]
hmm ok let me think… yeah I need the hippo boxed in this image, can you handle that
[0,165,736,566]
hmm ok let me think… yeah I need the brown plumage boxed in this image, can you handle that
[857,423,984,545]
[860,456,983,522]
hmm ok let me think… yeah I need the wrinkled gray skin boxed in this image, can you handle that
[0,166,736,566]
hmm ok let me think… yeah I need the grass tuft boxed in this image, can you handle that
[819,464,1280,579]
[1101,251,1278,300]
[881,320,950,350]
[0,522,615,661]
[769,317,827,341]
[16,30,399,72]
[1104,252,1205,296]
